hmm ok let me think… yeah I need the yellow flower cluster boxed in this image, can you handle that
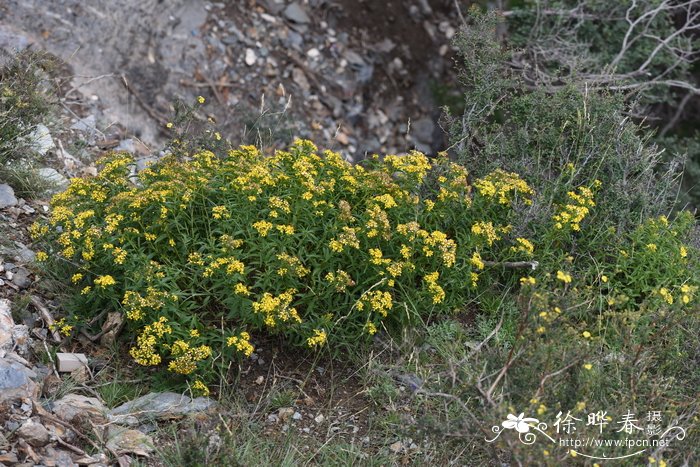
[324,270,355,292]
[227,332,254,356]
[553,185,597,231]
[471,221,503,246]
[168,340,212,375]
[95,275,116,288]
[424,272,446,304]
[306,329,327,348]
[474,169,535,206]
[329,226,360,252]
[252,289,301,327]
[512,238,534,256]
[357,290,393,317]
[202,256,245,277]
[276,253,309,277]
[130,317,172,366]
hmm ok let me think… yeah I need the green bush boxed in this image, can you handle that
[0,50,58,196]
[34,140,545,393]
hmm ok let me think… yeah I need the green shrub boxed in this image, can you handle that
[34,140,544,393]
[448,9,682,234]
[0,50,58,196]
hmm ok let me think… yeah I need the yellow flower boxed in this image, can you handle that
[35,251,48,262]
[81,286,92,295]
[71,273,83,283]
[582,331,591,338]
[601,275,608,283]
[95,275,116,288]
[556,270,572,284]
[680,246,687,258]
[197,95,205,104]
[520,276,536,286]
[307,329,327,348]
[646,243,657,252]
[658,287,674,305]
[166,122,173,128]
[252,220,273,237]
[234,283,251,296]
[364,322,377,335]
[570,450,577,457]
[583,363,592,370]
[192,380,209,397]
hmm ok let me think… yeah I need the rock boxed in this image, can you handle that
[100,312,123,346]
[292,411,303,421]
[13,243,36,263]
[314,414,325,424]
[106,426,154,457]
[245,48,257,66]
[11,267,32,289]
[0,452,19,464]
[389,440,404,453]
[307,47,320,59]
[0,24,30,53]
[17,419,51,447]
[292,67,310,91]
[283,3,310,24]
[30,124,55,156]
[52,394,108,424]
[410,117,435,146]
[0,299,14,353]
[0,356,39,403]
[278,407,294,422]
[109,392,217,424]
[70,114,96,133]
[0,184,18,209]
[12,325,30,357]
[56,353,88,373]
[37,168,69,193]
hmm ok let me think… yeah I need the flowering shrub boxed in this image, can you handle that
[33,140,538,391]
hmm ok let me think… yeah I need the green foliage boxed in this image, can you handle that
[448,9,682,234]
[0,50,57,196]
[35,140,544,393]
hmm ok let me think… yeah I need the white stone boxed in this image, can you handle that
[30,124,55,155]
[56,352,88,372]
[245,48,257,66]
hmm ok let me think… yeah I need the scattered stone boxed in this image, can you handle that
[17,419,51,447]
[56,353,88,373]
[106,426,154,457]
[30,124,55,156]
[12,243,36,263]
[278,407,294,422]
[306,47,320,59]
[0,357,39,403]
[37,168,70,193]
[99,312,124,346]
[245,48,257,66]
[0,299,14,352]
[0,183,18,209]
[11,325,30,357]
[11,267,32,289]
[70,114,97,133]
[336,131,349,146]
[292,411,303,421]
[389,440,403,453]
[314,414,325,424]
[267,413,279,423]
[292,67,311,91]
[0,452,19,464]
[52,394,108,424]
[255,375,264,385]
[283,3,310,24]
[109,392,217,424]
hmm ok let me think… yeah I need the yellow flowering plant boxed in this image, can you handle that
[33,140,537,390]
